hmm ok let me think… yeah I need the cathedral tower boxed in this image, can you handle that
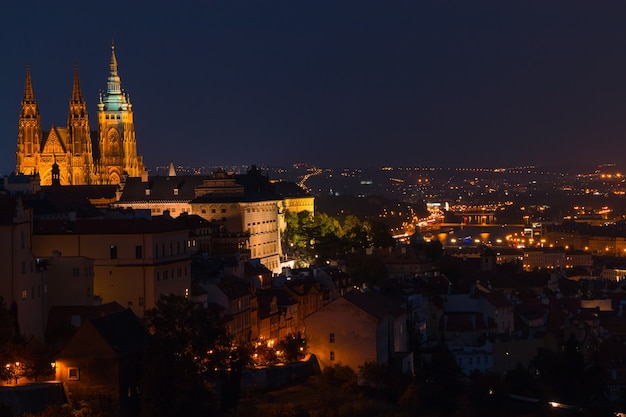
[16,65,42,177]
[96,45,143,184]
[67,65,94,184]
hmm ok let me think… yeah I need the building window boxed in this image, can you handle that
[110,245,117,259]
[21,290,27,300]
[68,367,80,381]
[330,351,335,361]
[135,245,143,259]
[72,268,80,277]
[329,333,335,343]
[138,297,144,307]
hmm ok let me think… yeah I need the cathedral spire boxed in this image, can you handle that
[24,65,35,101]
[20,65,39,119]
[107,43,122,95]
[71,64,83,101]
[17,64,42,177]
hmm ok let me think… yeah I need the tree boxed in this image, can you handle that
[367,220,396,249]
[278,331,307,363]
[20,338,55,382]
[140,294,233,417]
[0,297,15,344]
[284,210,395,266]
[344,253,388,287]
[358,361,409,402]
[322,364,357,388]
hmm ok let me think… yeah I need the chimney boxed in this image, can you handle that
[141,170,149,183]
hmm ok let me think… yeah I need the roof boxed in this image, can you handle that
[21,186,117,218]
[89,309,151,354]
[283,278,322,297]
[477,288,513,309]
[117,175,206,202]
[439,311,493,332]
[34,212,201,235]
[343,289,405,320]
[257,287,297,319]
[373,247,430,265]
[218,275,254,299]
[272,180,310,197]
[45,302,126,346]
[118,171,283,204]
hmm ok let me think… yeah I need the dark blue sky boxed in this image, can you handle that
[2,0,626,173]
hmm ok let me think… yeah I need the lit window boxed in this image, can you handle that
[68,368,79,380]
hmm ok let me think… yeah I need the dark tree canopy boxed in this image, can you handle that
[140,295,233,417]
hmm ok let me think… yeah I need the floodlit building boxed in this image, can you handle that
[116,166,313,274]
[305,290,412,373]
[15,45,144,185]
[31,213,198,318]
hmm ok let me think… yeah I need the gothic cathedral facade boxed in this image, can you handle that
[15,45,144,185]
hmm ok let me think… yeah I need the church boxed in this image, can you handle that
[15,45,144,185]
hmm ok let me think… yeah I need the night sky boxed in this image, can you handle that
[2,0,626,173]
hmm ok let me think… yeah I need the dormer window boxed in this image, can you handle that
[145,189,151,196]
[173,188,179,196]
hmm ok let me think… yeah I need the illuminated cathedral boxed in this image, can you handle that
[15,45,144,185]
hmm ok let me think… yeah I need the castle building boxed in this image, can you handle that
[15,45,144,185]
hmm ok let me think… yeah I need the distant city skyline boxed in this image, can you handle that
[3,1,626,174]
